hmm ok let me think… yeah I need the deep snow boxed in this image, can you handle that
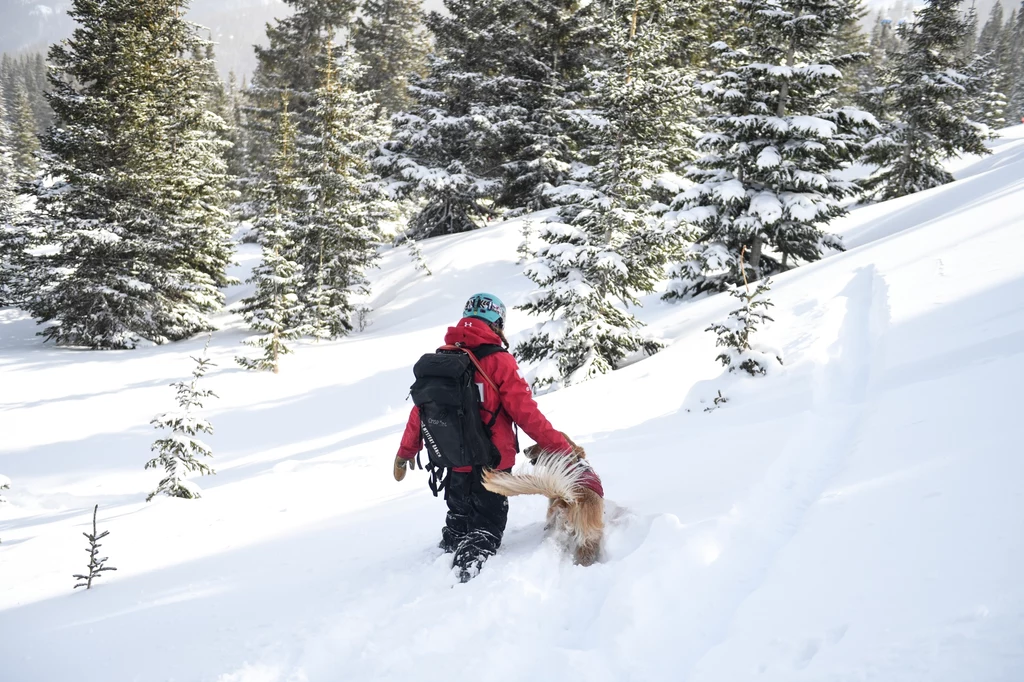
[1,128,1023,682]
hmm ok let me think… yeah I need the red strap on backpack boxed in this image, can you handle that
[439,344,500,393]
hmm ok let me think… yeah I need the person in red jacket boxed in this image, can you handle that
[393,292,601,581]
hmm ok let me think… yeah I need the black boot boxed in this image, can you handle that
[442,469,509,581]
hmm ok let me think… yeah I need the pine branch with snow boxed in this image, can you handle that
[73,505,117,590]
[146,341,218,501]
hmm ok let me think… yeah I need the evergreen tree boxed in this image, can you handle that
[297,48,390,339]
[862,0,990,200]
[146,341,218,500]
[248,0,359,173]
[0,53,54,135]
[29,53,52,133]
[860,14,905,116]
[29,0,234,349]
[666,0,874,299]
[10,82,40,182]
[1000,6,1024,122]
[978,1,1005,58]
[960,3,979,60]
[72,505,117,589]
[237,103,306,372]
[0,88,26,308]
[352,0,429,114]
[972,1,1012,128]
[515,0,699,389]
[0,95,14,218]
[376,0,604,239]
[833,0,873,107]
[224,72,251,188]
[706,273,782,376]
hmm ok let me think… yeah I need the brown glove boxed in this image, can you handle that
[525,432,586,463]
[394,455,409,482]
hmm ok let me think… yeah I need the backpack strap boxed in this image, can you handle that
[425,459,451,497]
[439,342,508,440]
[437,343,503,393]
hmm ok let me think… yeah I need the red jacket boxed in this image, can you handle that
[397,317,572,472]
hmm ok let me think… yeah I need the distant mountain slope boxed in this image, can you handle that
[0,0,445,81]
[0,1,288,80]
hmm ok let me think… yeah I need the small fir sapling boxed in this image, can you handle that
[516,219,533,265]
[146,340,217,501]
[706,250,783,376]
[73,504,117,590]
[406,238,432,276]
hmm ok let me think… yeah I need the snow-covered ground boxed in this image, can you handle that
[2,127,1023,682]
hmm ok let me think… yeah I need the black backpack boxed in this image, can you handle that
[410,343,506,495]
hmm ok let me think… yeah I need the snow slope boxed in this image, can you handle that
[2,127,1023,682]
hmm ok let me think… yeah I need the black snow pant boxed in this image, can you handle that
[439,467,509,580]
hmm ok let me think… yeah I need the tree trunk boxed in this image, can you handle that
[776,36,798,117]
[749,234,763,279]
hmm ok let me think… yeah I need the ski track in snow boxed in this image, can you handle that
[686,266,890,678]
[605,267,892,681]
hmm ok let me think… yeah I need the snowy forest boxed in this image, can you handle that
[0,0,1023,386]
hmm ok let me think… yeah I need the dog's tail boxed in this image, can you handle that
[481,452,587,503]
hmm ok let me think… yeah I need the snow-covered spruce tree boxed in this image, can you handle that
[73,504,117,589]
[374,0,516,240]
[147,341,218,500]
[247,0,358,174]
[297,47,390,339]
[237,103,306,372]
[0,85,27,309]
[861,0,990,200]
[666,0,874,299]
[973,53,1010,128]
[994,6,1023,123]
[1008,5,1024,121]
[515,0,700,389]
[352,0,429,115]
[972,1,1011,128]
[9,82,39,182]
[224,72,252,191]
[28,0,234,349]
[376,0,603,239]
[831,0,873,107]
[706,263,781,375]
[978,1,1006,59]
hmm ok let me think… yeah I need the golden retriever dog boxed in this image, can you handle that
[481,434,604,566]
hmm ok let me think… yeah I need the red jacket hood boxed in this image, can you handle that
[444,317,504,348]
